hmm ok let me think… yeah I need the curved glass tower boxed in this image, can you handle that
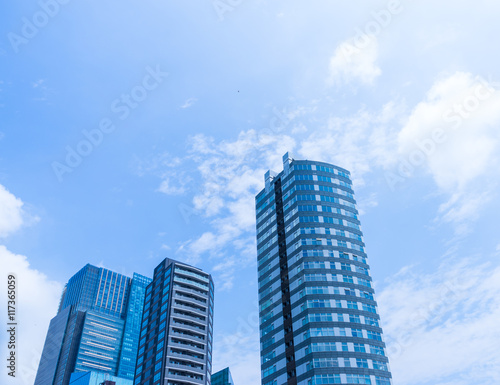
[256,153,392,385]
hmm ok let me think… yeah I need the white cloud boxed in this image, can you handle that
[0,184,26,238]
[136,69,500,385]
[187,130,294,225]
[356,192,379,216]
[299,102,402,186]
[32,79,45,88]
[180,97,197,109]
[0,246,62,384]
[149,74,499,290]
[174,106,399,286]
[157,178,186,195]
[397,72,500,232]
[436,191,491,235]
[378,252,500,385]
[328,35,381,86]
[172,130,296,288]
[0,186,60,384]
[398,72,500,191]
[211,259,237,291]
[133,152,189,196]
[185,232,218,256]
[132,152,183,177]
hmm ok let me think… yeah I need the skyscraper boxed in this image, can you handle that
[133,258,214,385]
[34,265,151,385]
[211,367,235,385]
[256,153,392,385]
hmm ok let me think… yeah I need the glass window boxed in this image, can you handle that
[354,343,366,352]
[373,361,388,371]
[357,358,368,368]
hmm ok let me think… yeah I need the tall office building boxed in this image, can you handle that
[34,265,151,385]
[134,258,214,385]
[256,153,392,385]
[211,367,235,385]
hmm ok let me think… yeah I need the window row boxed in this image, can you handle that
[302,298,376,312]
[287,215,360,232]
[294,238,364,253]
[300,260,368,275]
[298,227,362,241]
[303,327,382,341]
[299,273,372,288]
[306,342,386,356]
[301,286,374,300]
[297,205,357,220]
[284,194,357,212]
[309,357,388,371]
[303,312,378,326]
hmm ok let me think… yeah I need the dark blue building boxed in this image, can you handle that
[34,265,151,385]
[256,153,393,385]
[211,367,235,385]
[133,258,214,385]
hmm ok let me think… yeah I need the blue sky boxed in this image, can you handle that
[1,1,500,384]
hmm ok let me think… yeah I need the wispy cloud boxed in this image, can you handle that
[378,249,500,385]
[133,152,188,195]
[299,101,403,187]
[142,71,500,290]
[170,102,402,287]
[32,79,45,88]
[180,97,197,109]
[396,72,500,233]
[32,78,52,102]
[172,131,296,288]
[328,35,381,86]
[212,307,261,385]
[157,178,186,195]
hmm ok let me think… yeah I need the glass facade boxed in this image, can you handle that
[74,311,125,373]
[35,265,151,385]
[256,153,393,385]
[59,265,101,313]
[52,311,86,385]
[34,306,72,385]
[134,258,214,385]
[118,274,153,379]
[69,371,133,385]
[211,367,235,385]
